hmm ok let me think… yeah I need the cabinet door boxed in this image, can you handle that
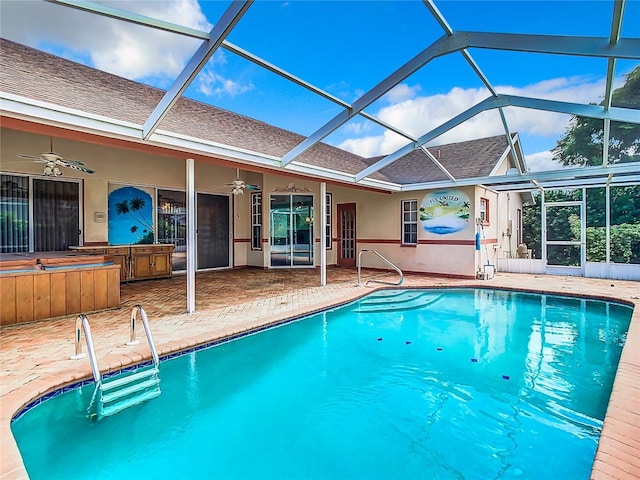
[132,254,153,278]
[153,253,171,276]
[112,255,129,281]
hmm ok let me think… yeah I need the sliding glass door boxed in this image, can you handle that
[0,174,80,253]
[157,189,187,272]
[270,194,314,267]
[33,179,80,251]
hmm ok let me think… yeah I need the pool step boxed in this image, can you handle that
[356,293,443,313]
[101,367,158,391]
[360,291,430,305]
[100,388,161,418]
[98,367,161,418]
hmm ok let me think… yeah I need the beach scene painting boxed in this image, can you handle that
[420,189,470,235]
[108,185,154,245]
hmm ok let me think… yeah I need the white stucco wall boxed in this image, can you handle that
[2,128,525,278]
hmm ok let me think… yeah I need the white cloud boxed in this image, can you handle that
[338,76,610,158]
[525,150,565,172]
[198,69,255,98]
[343,122,373,135]
[383,83,421,104]
[1,0,210,81]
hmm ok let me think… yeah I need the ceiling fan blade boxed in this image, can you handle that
[245,184,261,191]
[58,159,87,166]
[16,154,45,162]
[64,163,95,174]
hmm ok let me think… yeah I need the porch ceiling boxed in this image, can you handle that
[0,0,639,192]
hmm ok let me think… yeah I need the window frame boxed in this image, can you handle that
[251,192,262,251]
[480,197,490,225]
[401,199,418,245]
[325,192,332,250]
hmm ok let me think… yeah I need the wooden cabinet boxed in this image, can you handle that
[70,244,174,282]
[130,246,154,280]
[151,245,173,277]
[106,247,130,281]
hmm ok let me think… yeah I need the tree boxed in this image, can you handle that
[552,66,640,166]
[522,68,640,264]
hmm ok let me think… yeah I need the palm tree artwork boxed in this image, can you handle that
[108,186,154,245]
[420,189,471,235]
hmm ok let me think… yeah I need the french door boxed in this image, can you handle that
[269,194,314,267]
[337,203,356,267]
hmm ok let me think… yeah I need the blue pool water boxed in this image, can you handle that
[12,289,632,480]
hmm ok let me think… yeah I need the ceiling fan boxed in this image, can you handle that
[16,137,95,176]
[223,169,261,195]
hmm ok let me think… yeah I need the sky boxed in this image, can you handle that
[1,0,638,174]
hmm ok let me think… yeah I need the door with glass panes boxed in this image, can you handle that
[269,194,314,267]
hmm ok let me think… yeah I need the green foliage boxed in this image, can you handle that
[522,68,640,265]
[552,66,640,166]
[571,213,640,263]
[523,188,640,264]
[523,190,579,259]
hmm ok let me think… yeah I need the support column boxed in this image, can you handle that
[320,182,327,286]
[186,158,196,314]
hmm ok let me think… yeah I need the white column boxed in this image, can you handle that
[320,182,327,286]
[186,158,196,314]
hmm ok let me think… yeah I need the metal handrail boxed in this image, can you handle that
[357,249,404,287]
[127,305,159,367]
[70,314,102,384]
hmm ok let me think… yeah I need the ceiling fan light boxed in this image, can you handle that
[43,166,53,176]
[53,167,62,176]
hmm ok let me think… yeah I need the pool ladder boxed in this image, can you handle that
[71,305,161,419]
[357,249,404,287]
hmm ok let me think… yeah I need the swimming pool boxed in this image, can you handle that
[12,288,632,479]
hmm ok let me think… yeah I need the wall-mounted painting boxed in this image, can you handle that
[108,185,154,245]
[420,189,470,235]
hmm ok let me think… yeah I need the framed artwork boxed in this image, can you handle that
[420,189,470,235]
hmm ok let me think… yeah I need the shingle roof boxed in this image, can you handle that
[0,38,511,184]
[374,135,512,184]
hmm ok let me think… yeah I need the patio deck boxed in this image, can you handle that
[1,268,638,479]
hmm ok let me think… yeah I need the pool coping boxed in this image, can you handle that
[1,274,638,479]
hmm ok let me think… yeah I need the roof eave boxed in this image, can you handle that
[1,91,402,193]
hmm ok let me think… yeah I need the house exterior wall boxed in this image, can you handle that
[325,184,480,277]
[2,128,524,278]
[473,153,527,272]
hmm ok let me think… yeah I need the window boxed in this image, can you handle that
[480,197,490,224]
[251,192,262,250]
[325,193,332,249]
[402,199,418,245]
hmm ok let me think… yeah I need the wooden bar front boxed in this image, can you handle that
[0,253,120,326]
